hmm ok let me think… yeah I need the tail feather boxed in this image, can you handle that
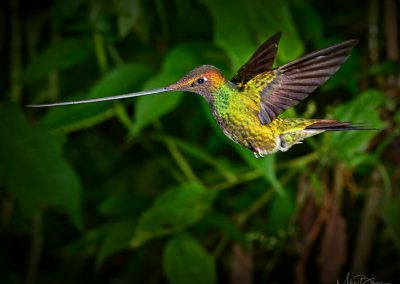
[305,120,373,131]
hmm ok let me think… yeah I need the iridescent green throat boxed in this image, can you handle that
[211,82,237,117]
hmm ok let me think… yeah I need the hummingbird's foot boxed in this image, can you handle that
[253,151,265,158]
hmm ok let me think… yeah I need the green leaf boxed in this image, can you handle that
[21,37,93,82]
[0,105,82,227]
[131,42,218,135]
[163,233,216,284]
[40,64,153,132]
[99,192,150,217]
[266,191,295,233]
[96,219,136,267]
[291,0,324,42]
[199,212,246,245]
[130,183,215,247]
[234,145,285,196]
[202,0,304,70]
[330,89,386,163]
[116,0,140,37]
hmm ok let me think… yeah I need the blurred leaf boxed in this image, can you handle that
[330,89,386,163]
[131,42,217,135]
[130,183,215,247]
[202,0,304,70]
[52,0,83,29]
[40,64,153,132]
[234,145,285,195]
[266,191,295,232]
[163,233,216,284]
[96,219,136,267]
[0,105,82,227]
[368,60,400,76]
[199,212,246,245]
[99,192,150,217]
[116,0,140,37]
[291,0,324,42]
[21,37,93,82]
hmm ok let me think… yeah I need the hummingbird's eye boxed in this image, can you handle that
[197,77,207,84]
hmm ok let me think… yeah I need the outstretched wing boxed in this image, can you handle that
[231,32,281,87]
[251,39,358,124]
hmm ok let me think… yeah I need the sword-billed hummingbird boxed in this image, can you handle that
[28,33,362,157]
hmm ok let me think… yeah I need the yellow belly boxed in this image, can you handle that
[213,93,320,156]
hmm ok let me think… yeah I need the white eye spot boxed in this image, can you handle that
[197,77,207,84]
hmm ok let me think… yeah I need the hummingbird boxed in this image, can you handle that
[28,33,361,157]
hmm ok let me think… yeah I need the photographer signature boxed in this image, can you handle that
[338,273,390,284]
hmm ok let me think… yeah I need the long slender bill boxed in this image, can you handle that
[26,87,171,107]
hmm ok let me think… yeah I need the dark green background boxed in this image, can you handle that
[0,0,399,283]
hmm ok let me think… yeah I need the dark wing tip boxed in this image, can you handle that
[305,121,377,131]
[257,38,359,125]
[231,32,282,86]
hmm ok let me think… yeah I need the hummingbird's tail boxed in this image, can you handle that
[305,120,371,131]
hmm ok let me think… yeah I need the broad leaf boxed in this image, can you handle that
[96,219,136,267]
[40,64,153,132]
[330,89,386,163]
[164,233,216,284]
[21,37,93,82]
[0,105,82,227]
[202,0,304,70]
[266,190,295,233]
[130,183,215,247]
[116,0,140,37]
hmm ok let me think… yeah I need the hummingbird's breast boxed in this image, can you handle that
[211,87,321,156]
[211,88,279,155]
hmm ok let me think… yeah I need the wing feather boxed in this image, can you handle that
[231,32,281,86]
[253,39,358,124]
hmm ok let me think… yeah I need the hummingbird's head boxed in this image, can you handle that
[167,65,228,102]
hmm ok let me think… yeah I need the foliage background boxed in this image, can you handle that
[0,0,399,283]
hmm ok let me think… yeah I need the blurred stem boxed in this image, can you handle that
[211,152,319,191]
[93,32,133,130]
[384,0,398,61]
[237,189,275,226]
[155,0,170,39]
[165,139,200,183]
[93,32,108,74]
[333,163,345,210]
[277,152,319,170]
[351,171,383,274]
[107,44,124,66]
[47,73,60,101]
[210,170,261,191]
[113,102,133,130]
[376,162,392,198]
[154,122,200,183]
[26,212,43,284]
[52,108,115,134]
[10,0,22,102]
[213,168,298,259]
[0,195,14,229]
[150,134,237,181]
[368,0,379,63]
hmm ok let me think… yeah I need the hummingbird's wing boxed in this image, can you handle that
[252,39,358,124]
[231,32,281,87]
